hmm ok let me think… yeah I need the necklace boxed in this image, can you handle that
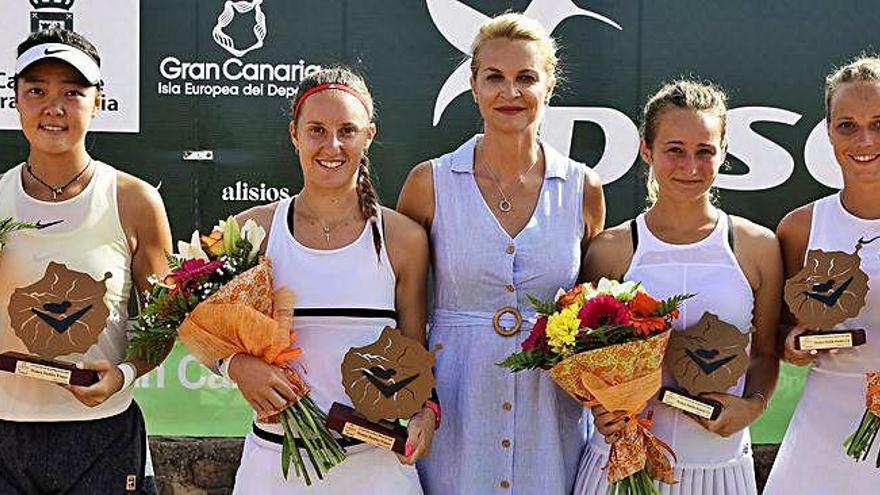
[296,196,359,244]
[26,159,93,200]
[481,155,540,213]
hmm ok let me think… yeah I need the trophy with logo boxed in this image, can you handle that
[326,327,435,454]
[0,261,106,386]
[784,246,869,352]
[659,313,750,420]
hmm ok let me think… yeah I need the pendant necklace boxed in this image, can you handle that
[26,158,93,200]
[481,156,539,213]
[297,196,357,245]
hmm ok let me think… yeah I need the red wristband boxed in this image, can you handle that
[423,400,441,430]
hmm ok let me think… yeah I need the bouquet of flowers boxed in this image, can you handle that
[844,372,880,466]
[498,279,691,495]
[127,217,345,485]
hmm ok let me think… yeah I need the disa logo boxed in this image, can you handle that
[426,0,843,190]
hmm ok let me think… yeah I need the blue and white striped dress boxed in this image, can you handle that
[418,135,591,495]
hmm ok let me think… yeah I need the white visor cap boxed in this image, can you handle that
[14,42,102,86]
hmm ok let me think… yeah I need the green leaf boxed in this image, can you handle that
[164,251,182,270]
[527,294,558,316]
[654,293,695,316]
[0,217,37,243]
[496,349,554,372]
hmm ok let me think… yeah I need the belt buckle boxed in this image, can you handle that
[493,306,522,337]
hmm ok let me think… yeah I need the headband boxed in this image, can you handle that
[15,42,102,86]
[293,83,372,122]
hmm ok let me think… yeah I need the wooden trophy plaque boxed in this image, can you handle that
[784,249,870,352]
[0,351,98,386]
[326,327,435,455]
[661,313,750,420]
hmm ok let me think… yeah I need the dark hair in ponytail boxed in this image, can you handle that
[292,66,383,261]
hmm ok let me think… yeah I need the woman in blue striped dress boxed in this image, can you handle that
[398,12,605,494]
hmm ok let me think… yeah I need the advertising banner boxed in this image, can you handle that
[0,0,139,132]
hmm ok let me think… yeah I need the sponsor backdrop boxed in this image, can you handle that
[0,0,871,442]
[0,0,139,132]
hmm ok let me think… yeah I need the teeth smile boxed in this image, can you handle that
[852,154,879,163]
[41,125,65,131]
[317,160,345,169]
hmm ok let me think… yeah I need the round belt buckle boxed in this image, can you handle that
[493,306,522,337]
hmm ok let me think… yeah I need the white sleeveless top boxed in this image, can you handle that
[808,193,880,375]
[257,197,397,434]
[0,161,134,421]
[589,211,755,465]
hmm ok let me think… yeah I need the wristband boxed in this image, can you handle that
[423,400,441,430]
[117,362,137,390]
[218,353,240,381]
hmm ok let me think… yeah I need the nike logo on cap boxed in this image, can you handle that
[44,48,69,55]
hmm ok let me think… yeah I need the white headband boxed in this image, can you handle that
[14,42,101,86]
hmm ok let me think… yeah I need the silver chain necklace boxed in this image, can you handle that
[296,196,358,244]
[480,157,540,213]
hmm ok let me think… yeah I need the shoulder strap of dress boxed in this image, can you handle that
[726,212,735,251]
[630,218,639,252]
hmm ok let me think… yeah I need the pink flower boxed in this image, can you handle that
[166,259,224,293]
[578,295,631,329]
[521,316,550,352]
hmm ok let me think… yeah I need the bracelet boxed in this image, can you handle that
[423,400,441,430]
[747,391,768,411]
[117,362,137,390]
[218,353,240,381]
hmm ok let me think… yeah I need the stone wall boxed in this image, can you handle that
[150,437,780,494]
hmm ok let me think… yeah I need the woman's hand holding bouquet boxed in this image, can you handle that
[499,278,691,495]
[128,217,344,485]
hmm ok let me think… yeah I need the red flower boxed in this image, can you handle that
[627,292,669,337]
[167,259,224,293]
[630,316,667,337]
[521,316,550,352]
[578,295,631,329]
[628,292,662,317]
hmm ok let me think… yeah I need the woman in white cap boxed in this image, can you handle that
[0,28,172,494]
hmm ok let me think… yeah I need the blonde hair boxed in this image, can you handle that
[469,12,559,83]
[640,79,728,205]
[825,55,880,122]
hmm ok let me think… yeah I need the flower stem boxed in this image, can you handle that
[844,409,880,463]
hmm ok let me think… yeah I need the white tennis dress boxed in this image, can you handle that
[232,197,422,494]
[764,193,880,494]
[575,212,757,494]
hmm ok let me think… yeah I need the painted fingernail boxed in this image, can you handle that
[405,442,414,457]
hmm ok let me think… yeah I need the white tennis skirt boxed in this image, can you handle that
[233,433,423,494]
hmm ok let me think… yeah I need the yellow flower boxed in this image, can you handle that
[546,304,581,356]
